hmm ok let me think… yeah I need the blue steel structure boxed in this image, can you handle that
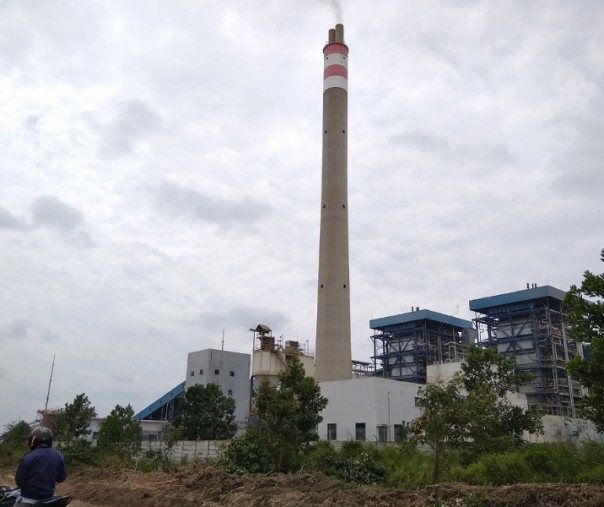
[370,309,474,383]
[134,381,185,421]
[470,285,583,417]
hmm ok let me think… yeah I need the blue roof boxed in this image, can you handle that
[469,285,566,313]
[134,381,185,420]
[370,309,472,330]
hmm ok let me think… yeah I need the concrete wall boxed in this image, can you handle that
[426,362,462,384]
[318,377,421,442]
[141,440,222,462]
[186,349,251,426]
[527,415,604,444]
[88,417,168,442]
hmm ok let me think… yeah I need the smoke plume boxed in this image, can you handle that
[329,0,343,23]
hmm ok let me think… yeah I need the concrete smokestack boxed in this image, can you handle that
[314,24,352,382]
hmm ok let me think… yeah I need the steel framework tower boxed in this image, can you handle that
[315,24,352,382]
[470,285,583,417]
[370,309,474,383]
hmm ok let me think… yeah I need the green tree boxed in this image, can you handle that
[412,346,542,483]
[0,421,31,466]
[460,346,531,397]
[1,420,31,444]
[460,346,542,457]
[564,248,604,431]
[412,379,466,484]
[52,393,96,444]
[255,356,328,472]
[222,356,328,473]
[172,383,237,440]
[394,420,412,443]
[97,404,143,457]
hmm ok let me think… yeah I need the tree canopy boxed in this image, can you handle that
[0,421,31,466]
[564,248,604,431]
[412,379,465,483]
[254,356,328,472]
[222,356,328,473]
[412,345,542,483]
[172,383,237,441]
[97,404,143,456]
[52,393,96,444]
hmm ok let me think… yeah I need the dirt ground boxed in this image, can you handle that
[3,463,604,506]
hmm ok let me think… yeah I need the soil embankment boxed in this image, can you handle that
[3,464,604,506]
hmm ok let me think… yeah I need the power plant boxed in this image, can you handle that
[129,24,598,447]
[315,24,352,383]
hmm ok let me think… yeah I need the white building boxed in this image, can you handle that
[186,349,251,428]
[318,377,421,442]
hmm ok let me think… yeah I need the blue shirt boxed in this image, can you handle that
[15,446,67,500]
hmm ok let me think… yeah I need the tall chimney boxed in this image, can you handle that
[314,24,352,382]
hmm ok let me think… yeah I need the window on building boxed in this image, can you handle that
[377,425,388,443]
[215,369,220,375]
[229,371,235,377]
[327,423,337,441]
[190,370,194,377]
[355,422,366,441]
[199,369,203,375]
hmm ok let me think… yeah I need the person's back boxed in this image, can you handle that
[14,427,67,505]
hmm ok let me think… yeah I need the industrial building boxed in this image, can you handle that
[317,377,420,443]
[186,348,251,428]
[470,285,584,418]
[131,25,599,447]
[250,324,314,387]
[370,309,474,383]
[317,283,600,443]
[134,348,251,431]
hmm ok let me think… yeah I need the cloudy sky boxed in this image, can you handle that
[1,0,603,429]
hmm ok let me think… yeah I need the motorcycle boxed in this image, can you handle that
[0,486,71,507]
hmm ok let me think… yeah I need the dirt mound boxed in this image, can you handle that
[4,464,604,506]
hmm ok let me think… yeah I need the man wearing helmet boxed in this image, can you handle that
[14,427,67,505]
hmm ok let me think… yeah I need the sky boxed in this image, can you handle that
[1,0,603,429]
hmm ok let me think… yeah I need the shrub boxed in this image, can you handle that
[303,441,338,470]
[218,429,274,474]
[580,441,604,470]
[332,451,386,485]
[578,464,604,484]
[378,444,433,488]
[135,449,175,472]
[454,452,532,485]
[58,439,98,467]
[523,443,581,482]
[304,441,386,485]
[0,421,31,467]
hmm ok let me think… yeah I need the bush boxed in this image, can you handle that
[303,441,338,470]
[339,451,387,485]
[454,452,533,485]
[218,429,274,474]
[580,441,604,470]
[0,421,31,467]
[58,439,98,467]
[304,441,386,485]
[579,464,604,484]
[375,443,426,488]
[523,443,581,482]
[135,449,175,472]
